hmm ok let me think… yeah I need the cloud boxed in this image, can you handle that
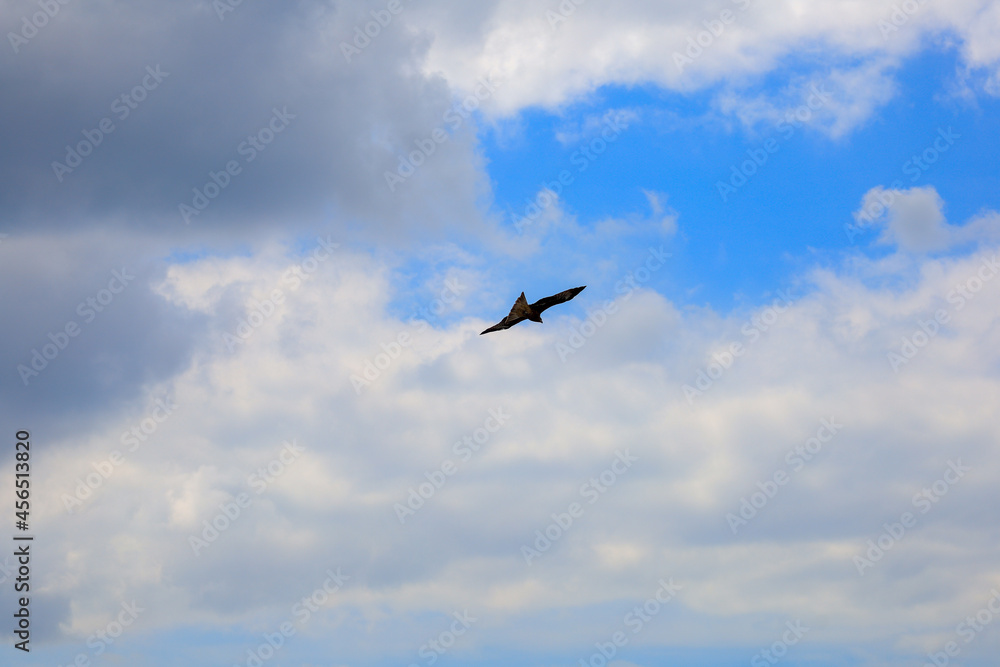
[873,186,953,252]
[0,0,491,242]
[0,231,204,435]
[11,193,1000,662]
[956,0,1000,94]
[641,189,679,237]
[716,61,900,139]
[857,185,1000,252]
[417,0,1000,127]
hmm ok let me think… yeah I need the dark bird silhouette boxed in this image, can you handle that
[480,286,586,335]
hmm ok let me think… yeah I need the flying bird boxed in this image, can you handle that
[480,286,586,335]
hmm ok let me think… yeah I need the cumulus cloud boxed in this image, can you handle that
[417,0,1000,128]
[8,196,1000,662]
[856,185,1000,252]
[873,186,954,252]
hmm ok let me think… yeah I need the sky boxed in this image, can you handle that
[2,0,1000,665]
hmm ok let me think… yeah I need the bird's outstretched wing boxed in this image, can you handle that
[530,286,586,314]
[480,320,510,335]
[480,292,532,335]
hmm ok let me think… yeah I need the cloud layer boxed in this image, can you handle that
[5,188,1000,663]
[3,1,1000,664]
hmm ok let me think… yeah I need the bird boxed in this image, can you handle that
[480,286,586,335]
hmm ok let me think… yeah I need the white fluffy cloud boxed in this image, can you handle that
[415,0,1000,130]
[858,184,1000,252]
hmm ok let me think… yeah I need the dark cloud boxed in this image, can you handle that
[0,0,489,242]
[0,233,203,435]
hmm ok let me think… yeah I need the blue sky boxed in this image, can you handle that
[3,1,1000,666]
[479,46,1000,311]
